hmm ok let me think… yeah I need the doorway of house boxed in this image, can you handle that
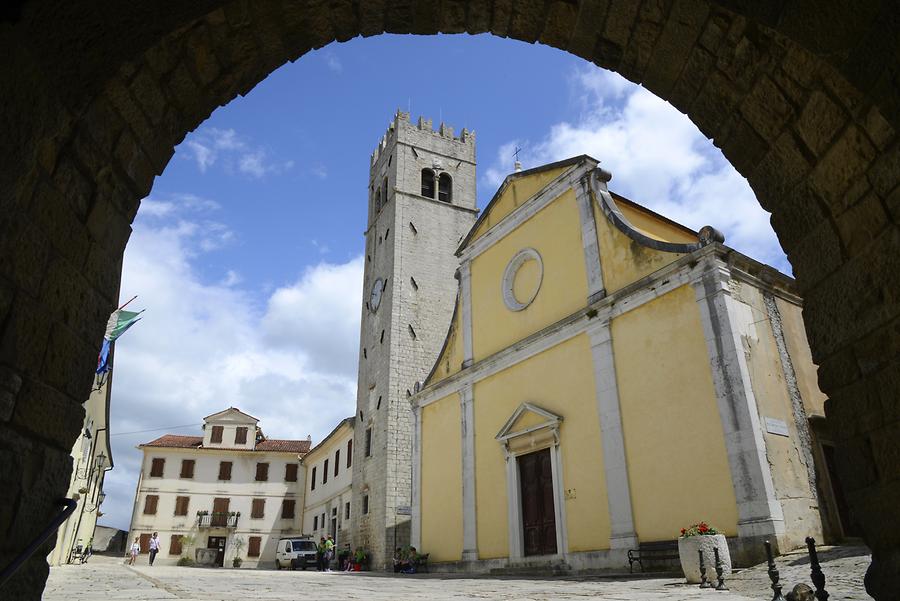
[518,448,557,556]
[207,536,226,567]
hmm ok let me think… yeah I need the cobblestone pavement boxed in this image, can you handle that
[728,544,870,600]
[42,547,870,601]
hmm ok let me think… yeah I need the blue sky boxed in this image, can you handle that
[101,34,786,530]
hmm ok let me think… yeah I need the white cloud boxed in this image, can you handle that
[323,51,343,74]
[483,67,788,272]
[180,127,294,179]
[101,204,362,530]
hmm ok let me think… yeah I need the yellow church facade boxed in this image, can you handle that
[409,155,829,571]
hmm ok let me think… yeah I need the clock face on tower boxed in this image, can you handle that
[369,278,385,313]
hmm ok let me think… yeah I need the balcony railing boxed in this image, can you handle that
[197,513,239,528]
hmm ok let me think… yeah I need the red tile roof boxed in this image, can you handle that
[256,439,312,453]
[143,434,203,448]
[141,435,310,454]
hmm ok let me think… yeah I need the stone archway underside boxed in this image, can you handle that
[1,1,898,599]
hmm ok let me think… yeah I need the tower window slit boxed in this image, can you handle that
[380,330,385,344]
[408,324,417,340]
[377,396,382,410]
[363,348,367,359]
[384,228,389,239]
[410,277,418,290]
[409,222,417,235]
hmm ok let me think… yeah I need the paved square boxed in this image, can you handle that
[41,546,870,601]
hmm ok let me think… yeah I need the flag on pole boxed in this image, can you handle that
[96,303,143,375]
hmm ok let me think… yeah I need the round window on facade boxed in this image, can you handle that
[501,248,543,311]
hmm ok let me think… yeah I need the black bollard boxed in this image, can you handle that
[713,547,728,591]
[805,537,829,601]
[699,549,712,589]
[765,540,787,601]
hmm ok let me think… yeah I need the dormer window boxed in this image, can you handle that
[421,169,435,198]
[438,173,452,202]
[210,426,223,444]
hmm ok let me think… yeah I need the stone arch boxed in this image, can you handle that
[1,1,898,598]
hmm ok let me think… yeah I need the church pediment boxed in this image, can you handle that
[495,403,563,452]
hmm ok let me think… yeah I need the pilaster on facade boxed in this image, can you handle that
[575,175,606,304]
[459,385,477,561]
[692,258,785,538]
[410,405,422,550]
[586,318,638,550]
[459,262,474,368]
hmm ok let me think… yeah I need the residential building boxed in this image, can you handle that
[127,408,310,567]
[410,155,834,571]
[49,380,113,565]
[301,417,354,549]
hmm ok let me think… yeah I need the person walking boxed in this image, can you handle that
[324,535,335,572]
[148,532,160,566]
[129,537,140,565]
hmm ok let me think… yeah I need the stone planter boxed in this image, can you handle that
[195,548,218,567]
[677,534,731,584]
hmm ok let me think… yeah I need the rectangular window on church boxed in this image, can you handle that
[365,428,372,457]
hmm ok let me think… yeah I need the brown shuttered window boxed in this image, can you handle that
[169,535,183,555]
[347,439,352,468]
[180,459,195,479]
[174,496,189,516]
[281,499,295,519]
[234,427,248,444]
[284,463,298,482]
[218,461,232,481]
[248,536,261,557]
[139,533,151,553]
[143,495,158,515]
[334,450,340,477]
[255,462,269,482]
[150,458,165,477]
[251,498,265,519]
[210,425,223,443]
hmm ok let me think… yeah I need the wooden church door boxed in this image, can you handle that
[518,448,557,556]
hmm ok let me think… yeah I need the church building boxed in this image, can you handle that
[409,155,831,571]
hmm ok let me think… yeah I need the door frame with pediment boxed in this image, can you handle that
[495,402,568,562]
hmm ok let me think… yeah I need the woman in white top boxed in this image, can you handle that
[129,537,141,565]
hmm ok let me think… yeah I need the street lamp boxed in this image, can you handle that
[96,453,107,471]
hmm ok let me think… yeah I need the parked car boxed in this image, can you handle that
[274,537,318,570]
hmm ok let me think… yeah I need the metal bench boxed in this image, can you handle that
[627,541,680,573]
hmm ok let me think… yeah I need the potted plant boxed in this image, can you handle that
[231,536,245,568]
[353,548,369,571]
[677,522,731,584]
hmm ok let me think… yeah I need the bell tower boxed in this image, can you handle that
[350,111,477,568]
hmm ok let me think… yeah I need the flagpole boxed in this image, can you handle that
[117,295,138,311]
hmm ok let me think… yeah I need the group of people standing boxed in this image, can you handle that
[315,535,335,571]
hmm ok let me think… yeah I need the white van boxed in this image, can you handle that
[274,537,318,570]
